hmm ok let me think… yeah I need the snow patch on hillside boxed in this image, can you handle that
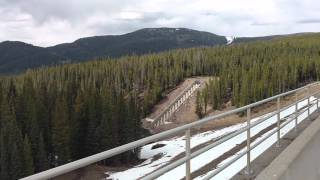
[226,36,235,45]
[106,120,248,179]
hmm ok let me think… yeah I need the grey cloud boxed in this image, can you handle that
[140,12,170,23]
[90,12,175,35]
[1,0,132,24]
[1,18,30,23]
[1,0,320,46]
[201,12,218,17]
[251,22,281,26]
[297,19,320,24]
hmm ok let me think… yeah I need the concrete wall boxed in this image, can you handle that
[256,116,320,180]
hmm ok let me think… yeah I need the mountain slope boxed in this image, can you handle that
[233,35,281,44]
[0,28,228,74]
[48,28,228,61]
[0,41,66,74]
[0,28,300,75]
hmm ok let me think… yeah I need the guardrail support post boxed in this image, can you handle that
[162,114,165,125]
[245,107,253,175]
[295,93,298,131]
[317,95,319,112]
[157,120,160,127]
[276,97,281,147]
[186,128,191,180]
[308,87,310,120]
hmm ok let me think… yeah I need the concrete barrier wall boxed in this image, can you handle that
[256,116,320,180]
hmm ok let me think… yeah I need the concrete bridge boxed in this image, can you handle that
[149,80,201,128]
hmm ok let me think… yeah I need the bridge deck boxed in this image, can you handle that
[232,110,320,180]
[255,111,320,180]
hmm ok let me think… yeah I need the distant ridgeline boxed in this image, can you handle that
[0,33,320,179]
[0,28,227,74]
[0,27,286,75]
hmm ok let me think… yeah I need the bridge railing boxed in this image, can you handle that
[151,80,201,127]
[22,82,320,180]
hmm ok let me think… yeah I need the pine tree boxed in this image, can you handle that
[23,136,34,177]
[85,91,101,155]
[196,91,204,118]
[51,95,71,166]
[240,73,249,106]
[0,132,9,180]
[0,97,24,179]
[9,143,23,179]
[203,84,209,114]
[35,133,49,171]
[71,91,87,159]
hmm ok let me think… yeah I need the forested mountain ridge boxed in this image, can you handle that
[232,32,315,44]
[0,41,66,74]
[0,28,227,74]
[48,28,228,61]
[1,33,320,179]
[0,28,296,75]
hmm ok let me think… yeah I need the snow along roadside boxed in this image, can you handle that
[195,98,318,179]
[106,97,318,180]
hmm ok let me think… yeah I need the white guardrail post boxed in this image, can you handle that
[295,92,298,131]
[308,86,311,120]
[245,107,253,175]
[317,93,319,112]
[186,128,191,180]
[276,97,281,147]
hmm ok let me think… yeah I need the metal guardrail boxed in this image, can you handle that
[21,82,320,180]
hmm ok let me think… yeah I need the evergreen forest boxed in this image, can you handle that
[1,33,320,179]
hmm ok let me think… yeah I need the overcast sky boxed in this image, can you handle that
[1,0,320,47]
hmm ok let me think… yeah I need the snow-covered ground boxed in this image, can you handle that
[196,97,318,180]
[226,36,235,45]
[106,97,319,180]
